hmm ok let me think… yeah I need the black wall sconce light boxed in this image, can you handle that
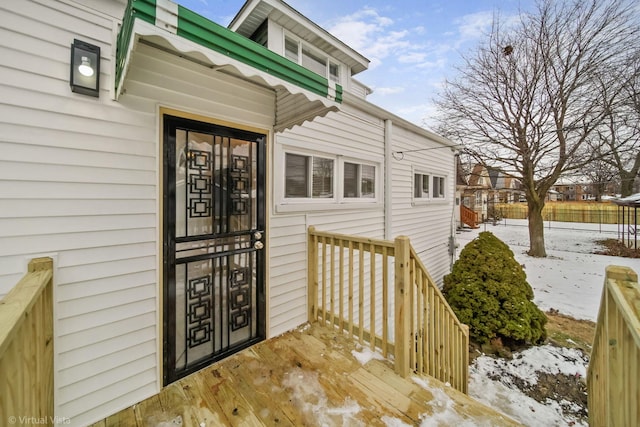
[70,39,100,97]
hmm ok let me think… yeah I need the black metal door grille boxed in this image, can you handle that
[163,115,265,385]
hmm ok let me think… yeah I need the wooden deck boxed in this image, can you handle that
[91,324,521,426]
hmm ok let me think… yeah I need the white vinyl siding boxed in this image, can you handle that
[391,126,455,284]
[0,1,156,424]
[2,2,457,425]
[0,1,274,425]
[270,106,385,335]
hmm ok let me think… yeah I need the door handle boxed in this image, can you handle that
[254,241,264,250]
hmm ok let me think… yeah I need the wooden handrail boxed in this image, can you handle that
[587,266,639,426]
[407,246,469,393]
[308,227,469,393]
[0,257,54,422]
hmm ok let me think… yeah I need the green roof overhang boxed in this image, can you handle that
[116,0,342,109]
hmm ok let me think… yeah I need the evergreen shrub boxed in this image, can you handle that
[443,232,547,345]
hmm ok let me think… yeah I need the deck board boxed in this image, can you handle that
[93,323,522,426]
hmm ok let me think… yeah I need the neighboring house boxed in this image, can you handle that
[463,164,492,221]
[551,179,595,201]
[546,189,561,202]
[0,0,457,425]
[497,176,522,203]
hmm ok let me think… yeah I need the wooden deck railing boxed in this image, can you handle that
[0,258,54,423]
[308,227,469,393]
[587,265,639,427]
[460,204,479,228]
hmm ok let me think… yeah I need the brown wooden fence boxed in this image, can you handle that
[495,202,636,224]
[307,227,469,393]
[0,258,54,424]
[587,265,639,426]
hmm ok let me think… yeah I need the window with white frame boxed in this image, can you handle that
[344,162,376,198]
[329,62,340,83]
[414,173,430,198]
[414,171,446,201]
[284,35,341,84]
[285,153,334,198]
[279,145,380,209]
[433,176,445,198]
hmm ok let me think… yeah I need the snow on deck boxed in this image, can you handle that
[91,323,521,426]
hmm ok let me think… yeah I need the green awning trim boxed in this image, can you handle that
[116,0,342,102]
[116,0,156,88]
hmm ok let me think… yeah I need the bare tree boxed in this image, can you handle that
[580,159,619,201]
[591,52,640,197]
[436,0,639,257]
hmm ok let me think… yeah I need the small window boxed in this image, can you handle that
[344,162,375,198]
[285,153,308,198]
[312,157,334,198]
[285,34,341,83]
[433,176,445,198]
[414,173,430,198]
[302,46,327,76]
[285,37,298,62]
[285,153,334,198]
[329,62,340,84]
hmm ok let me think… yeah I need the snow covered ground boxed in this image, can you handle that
[456,219,639,322]
[287,220,638,427]
[455,219,639,427]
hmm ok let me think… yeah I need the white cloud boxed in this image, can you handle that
[327,8,413,66]
[455,11,494,42]
[398,52,427,64]
[374,86,405,95]
[415,57,447,69]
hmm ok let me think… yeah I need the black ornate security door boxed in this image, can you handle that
[163,115,265,385]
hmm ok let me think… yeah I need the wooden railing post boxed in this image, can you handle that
[0,257,54,424]
[588,266,639,427]
[461,324,469,394]
[308,226,318,323]
[394,235,411,377]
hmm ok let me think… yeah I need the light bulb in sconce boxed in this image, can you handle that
[78,56,94,77]
[70,39,100,97]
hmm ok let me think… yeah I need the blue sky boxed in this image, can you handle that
[173,0,535,128]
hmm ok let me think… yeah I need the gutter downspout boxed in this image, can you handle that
[384,119,392,240]
[450,150,462,268]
